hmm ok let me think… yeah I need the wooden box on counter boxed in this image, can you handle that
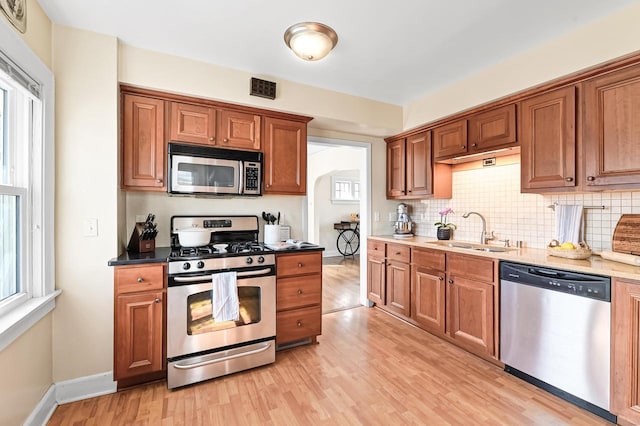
[127,222,156,253]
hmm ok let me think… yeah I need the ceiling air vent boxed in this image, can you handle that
[250,77,276,100]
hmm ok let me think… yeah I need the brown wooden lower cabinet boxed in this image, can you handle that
[275,251,323,346]
[412,265,446,336]
[114,263,166,388]
[367,241,499,362]
[612,277,640,424]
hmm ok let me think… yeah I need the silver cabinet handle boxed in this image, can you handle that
[137,277,144,283]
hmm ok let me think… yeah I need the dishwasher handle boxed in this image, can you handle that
[527,267,566,279]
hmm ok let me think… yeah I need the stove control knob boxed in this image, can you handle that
[246,257,254,265]
[257,256,265,264]
[196,261,205,269]
[183,262,191,270]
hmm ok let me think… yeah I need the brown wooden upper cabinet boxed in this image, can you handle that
[122,94,166,191]
[386,131,451,200]
[433,119,468,160]
[433,104,518,161]
[170,102,217,145]
[217,110,261,151]
[468,104,517,153]
[583,63,640,189]
[263,117,307,195]
[520,86,576,192]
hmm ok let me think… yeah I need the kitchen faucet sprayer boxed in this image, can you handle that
[462,211,495,245]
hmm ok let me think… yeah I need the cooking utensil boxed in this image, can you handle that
[177,227,211,247]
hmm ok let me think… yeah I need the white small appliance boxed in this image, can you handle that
[393,203,414,238]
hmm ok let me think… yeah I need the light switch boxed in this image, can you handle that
[83,218,98,237]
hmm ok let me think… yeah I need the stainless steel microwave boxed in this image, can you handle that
[168,142,262,196]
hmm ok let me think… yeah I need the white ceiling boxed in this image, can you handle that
[37,0,636,105]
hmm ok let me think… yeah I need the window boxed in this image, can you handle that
[0,18,57,351]
[331,174,360,204]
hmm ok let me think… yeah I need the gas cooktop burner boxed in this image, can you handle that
[169,242,271,260]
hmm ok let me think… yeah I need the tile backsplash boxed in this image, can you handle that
[399,163,640,251]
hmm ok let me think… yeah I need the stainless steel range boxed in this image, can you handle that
[166,215,275,389]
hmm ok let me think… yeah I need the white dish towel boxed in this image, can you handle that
[554,204,584,245]
[211,271,239,322]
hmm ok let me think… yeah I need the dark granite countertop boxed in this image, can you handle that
[108,247,172,266]
[108,244,325,267]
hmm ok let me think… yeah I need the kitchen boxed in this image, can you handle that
[2,0,640,425]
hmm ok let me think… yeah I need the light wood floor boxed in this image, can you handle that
[48,307,611,425]
[322,255,361,314]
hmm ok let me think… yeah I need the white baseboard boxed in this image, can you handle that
[23,385,57,426]
[55,371,117,404]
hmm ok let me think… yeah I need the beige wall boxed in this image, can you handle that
[52,25,119,381]
[0,316,53,426]
[404,2,640,130]
[13,0,52,68]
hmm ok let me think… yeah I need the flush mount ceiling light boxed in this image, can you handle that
[284,22,338,61]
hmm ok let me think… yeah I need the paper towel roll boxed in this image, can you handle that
[264,225,281,244]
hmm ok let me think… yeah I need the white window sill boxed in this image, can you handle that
[0,290,62,352]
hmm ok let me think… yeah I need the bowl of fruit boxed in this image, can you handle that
[547,239,592,259]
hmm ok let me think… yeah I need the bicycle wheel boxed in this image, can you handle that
[336,229,360,256]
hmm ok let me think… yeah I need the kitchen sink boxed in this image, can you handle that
[429,240,516,252]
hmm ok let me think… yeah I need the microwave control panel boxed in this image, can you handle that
[245,162,261,193]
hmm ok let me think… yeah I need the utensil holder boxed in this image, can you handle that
[264,225,280,244]
[127,222,156,253]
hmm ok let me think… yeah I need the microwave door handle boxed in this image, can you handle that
[238,161,244,195]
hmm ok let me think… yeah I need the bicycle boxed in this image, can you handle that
[333,221,360,257]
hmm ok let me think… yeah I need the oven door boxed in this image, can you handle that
[169,154,241,195]
[167,271,275,359]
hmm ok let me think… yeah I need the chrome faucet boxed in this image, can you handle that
[462,211,495,245]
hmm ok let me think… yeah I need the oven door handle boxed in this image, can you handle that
[173,268,273,283]
[172,342,272,370]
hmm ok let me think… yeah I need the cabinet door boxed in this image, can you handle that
[520,86,576,191]
[386,138,406,198]
[447,275,494,357]
[385,260,410,317]
[170,102,216,145]
[406,131,432,197]
[412,266,445,336]
[468,104,517,153]
[122,94,165,190]
[115,291,164,380]
[263,117,307,195]
[583,65,640,187]
[367,255,386,305]
[612,278,640,424]
[217,110,261,151]
[433,119,468,160]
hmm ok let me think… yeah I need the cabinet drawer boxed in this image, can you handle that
[277,275,322,311]
[277,252,322,277]
[387,244,410,262]
[276,306,322,344]
[447,253,495,283]
[412,247,445,271]
[368,240,386,258]
[115,264,165,294]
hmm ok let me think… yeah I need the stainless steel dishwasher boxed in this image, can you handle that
[500,262,614,423]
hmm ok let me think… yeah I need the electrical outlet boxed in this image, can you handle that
[374,211,380,222]
[83,218,98,237]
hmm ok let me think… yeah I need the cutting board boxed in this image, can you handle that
[612,214,640,255]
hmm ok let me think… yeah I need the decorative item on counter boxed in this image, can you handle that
[546,239,592,259]
[350,212,359,222]
[127,213,158,253]
[434,208,456,240]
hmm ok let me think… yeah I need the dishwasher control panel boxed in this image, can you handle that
[501,262,610,302]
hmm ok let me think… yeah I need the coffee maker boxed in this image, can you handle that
[393,203,414,238]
